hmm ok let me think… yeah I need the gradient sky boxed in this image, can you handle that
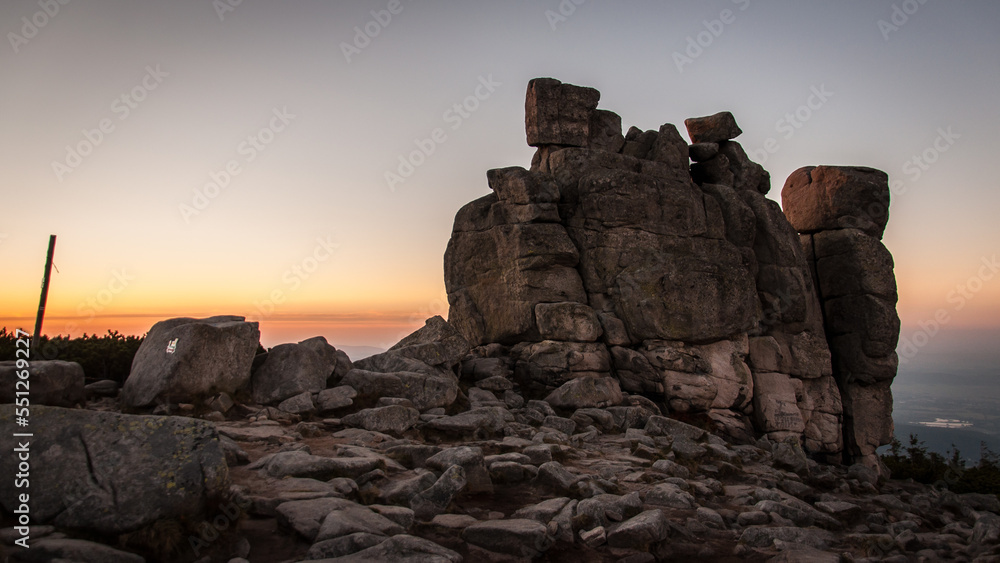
[2,0,998,352]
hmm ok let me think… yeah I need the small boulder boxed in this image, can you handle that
[262,450,382,480]
[0,360,85,407]
[606,509,669,549]
[341,405,420,435]
[684,111,743,143]
[544,376,623,409]
[277,391,316,415]
[314,502,405,542]
[411,465,467,521]
[317,385,357,411]
[462,518,555,558]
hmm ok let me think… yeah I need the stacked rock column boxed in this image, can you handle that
[782,166,900,472]
[684,113,843,457]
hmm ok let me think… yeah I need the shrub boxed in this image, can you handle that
[881,433,1000,496]
[0,327,144,385]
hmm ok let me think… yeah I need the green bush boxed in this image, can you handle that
[881,434,1000,496]
[0,327,144,385]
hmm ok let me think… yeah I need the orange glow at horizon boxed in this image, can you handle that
[5,245,997,348]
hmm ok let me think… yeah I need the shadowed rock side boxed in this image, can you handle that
[784,165,900,470]
[444,77,897,471]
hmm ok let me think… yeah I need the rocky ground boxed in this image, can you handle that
[3,382,1000,562]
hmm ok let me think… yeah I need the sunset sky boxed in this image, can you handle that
[2,1,998,355]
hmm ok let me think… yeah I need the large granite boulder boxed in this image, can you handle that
[121,316,259,409]
[298,335,353,385]
[0,405,228,535]
[782,165,890,238]
[0,360,85,407]
[251,342,330,405]
[386,315,471,370]
[525,77,601,147]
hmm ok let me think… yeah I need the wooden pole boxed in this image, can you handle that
[32,235,57,350]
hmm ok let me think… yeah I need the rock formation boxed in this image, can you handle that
[444,77,897,470]
[784,165,899,469]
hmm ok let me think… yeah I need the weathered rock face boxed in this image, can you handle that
[444,78,898,465]
[386,315,470,370]
[0,405,228,535]
[252,341,331,405]
[122,315,260,410]
[785,166,899,470]
[0,360,85,407]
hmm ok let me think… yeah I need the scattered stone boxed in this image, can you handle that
[411,465,467,521]
[261,450,382,480]
[314,502,405,542]
[341,405,420,435]
[536,461,580,495]
[580,525,607,547]
[738,526,835,549]
[276,497,357,541]
[421,407,513,439]
[607,509,670,549]
[6,538,144,563]
[462,518,555,558]
[277,391,316,415]
[305,532,386,560]
[317,533,462,563]
[317,385,357,411]
[645,483,696,510]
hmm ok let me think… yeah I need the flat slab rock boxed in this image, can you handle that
[217,423,291,442]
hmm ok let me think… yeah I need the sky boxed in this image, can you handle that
[1,0,998,358]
